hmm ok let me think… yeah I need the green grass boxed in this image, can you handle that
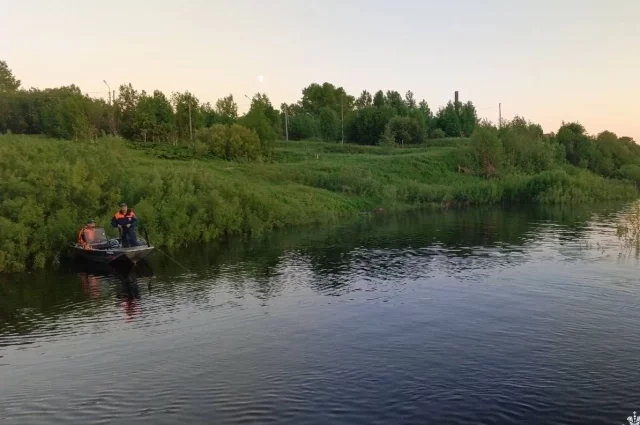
[0,134,637,272]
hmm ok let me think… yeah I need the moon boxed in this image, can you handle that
[257,75,264,83]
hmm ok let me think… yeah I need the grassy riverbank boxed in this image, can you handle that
[0,134,637,272]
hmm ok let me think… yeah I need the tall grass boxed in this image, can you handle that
[0,134,637,272]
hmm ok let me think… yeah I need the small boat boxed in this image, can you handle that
[70,227,154,264]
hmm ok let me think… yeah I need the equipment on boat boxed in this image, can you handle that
[70,227,154,264]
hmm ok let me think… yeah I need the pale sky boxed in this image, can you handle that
[2,0,639,140]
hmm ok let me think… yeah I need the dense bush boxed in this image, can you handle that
[318,107,340,141]
[385,116,426,145]
[429,128,446,139]
[195,124,266,161]
[470,124,503,176]
[500,116,557,173]
[288,114,319,140]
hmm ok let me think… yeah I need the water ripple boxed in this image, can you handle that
[2,205,640,424]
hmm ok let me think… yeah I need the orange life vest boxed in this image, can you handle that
[77,227,96,249]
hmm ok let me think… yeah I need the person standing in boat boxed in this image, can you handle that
[111,203,139,247]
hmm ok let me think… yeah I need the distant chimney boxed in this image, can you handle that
[454,91,459,104]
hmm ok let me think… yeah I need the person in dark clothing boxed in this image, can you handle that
[111,203,139,247]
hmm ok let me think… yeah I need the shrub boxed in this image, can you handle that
[429,128,446,139]
[319,107,340,142]
[378,125,396,153]
[470,124,503,176]
[385,116,425,145]
[195,124,265,161]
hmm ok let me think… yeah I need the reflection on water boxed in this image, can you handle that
[2,204,640,424]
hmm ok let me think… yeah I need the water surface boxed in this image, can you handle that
[2,205,640,424]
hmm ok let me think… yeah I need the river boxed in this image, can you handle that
[2,205,640,424]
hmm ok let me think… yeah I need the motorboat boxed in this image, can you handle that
[70,227,154,264]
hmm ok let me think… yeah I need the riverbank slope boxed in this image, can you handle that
[0,135,636,272]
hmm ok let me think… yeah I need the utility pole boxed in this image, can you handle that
[103,80,111,104]
[341,95,344,144]
[284,105,289,141]
[103,80,116,135]
[188,101,193,145]
[499,103,502,129]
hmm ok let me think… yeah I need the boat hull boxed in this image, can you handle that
[71,245,154,264]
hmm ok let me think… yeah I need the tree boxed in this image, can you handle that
[436,101,462,137]
[301,82,354,115]
[459,101,478,136]
[355,90,373,109]
[115,83,142,140]
[556,122,595,168]
[373,90,386,107]
[386,90,406,115]
[288,113,318,140]
[0,61,21,132]
[0,61,20,93]
[200,102,217,128]
[172,91,202,142]
[500,116,555,173]
[146,90,175,142]
[405,90,417,109]
[378,125,396,150]
[418,100,433,126]
[240,93,281,147]
[346,105,395,145]
[196,124,265,160]
[471,124,503,176]
[318,107,339,142]
[385,116,425,145]
[215,94,238,125]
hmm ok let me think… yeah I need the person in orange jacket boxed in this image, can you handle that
[77,219,97,250]
[111,203,139,247]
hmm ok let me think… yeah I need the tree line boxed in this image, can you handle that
[468,117,640,186]
[0,60,477,153]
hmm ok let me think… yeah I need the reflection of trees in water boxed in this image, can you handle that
[0,203,627,342]
[155,203,625,298]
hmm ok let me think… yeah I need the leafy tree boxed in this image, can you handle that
[385,116,425,145]
[0,61,21,133]
[386,90,407,115]
[430,128,446,139]
[200,102,217,128]
[373,90,386,107]
[0,60,20,92]
[37,85,92,140]
[215,94,238,125]
[355,90,373,109]
[471,123,503,176]
[405,91,417,109]
[346,105,395,145]
[459,101,478,136]
[378,125,396,151]
[241,93,281,148]
[143,90,175,142]
[500,116,555,173]
[318,107,340,142]
[556,122,595,168]
[418,100,433,127]
[195,124,265,160]
[436,101,462,137]
[288,113,319,140]
[115,83,142,140]
[172,91,202,142]
[301,82,354,115]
